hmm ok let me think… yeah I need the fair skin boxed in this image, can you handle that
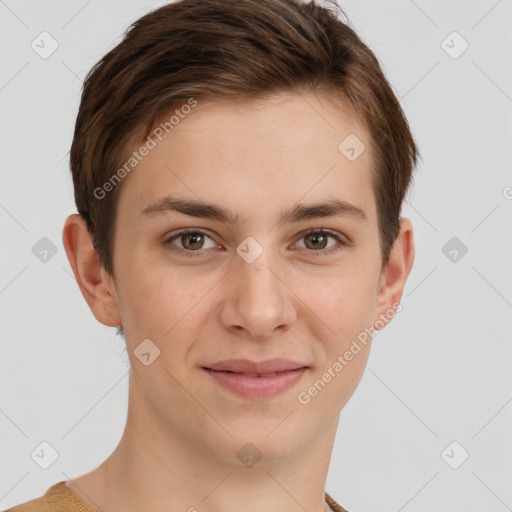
[62,92,414,512]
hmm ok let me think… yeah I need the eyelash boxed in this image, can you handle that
[164,228,348,258]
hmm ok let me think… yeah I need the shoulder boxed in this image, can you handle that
[325,491,351,512]
[4,481,81,512]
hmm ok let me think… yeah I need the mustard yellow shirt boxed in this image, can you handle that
[5,481,350,512]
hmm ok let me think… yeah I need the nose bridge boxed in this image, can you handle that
[224,237,296,337]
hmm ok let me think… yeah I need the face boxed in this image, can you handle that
[88,92,406,463]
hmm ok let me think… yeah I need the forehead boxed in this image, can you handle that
[116,91,376,228]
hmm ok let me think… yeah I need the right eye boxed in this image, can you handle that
[164,229,221,256]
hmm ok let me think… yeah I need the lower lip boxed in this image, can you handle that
[203,367,308,400]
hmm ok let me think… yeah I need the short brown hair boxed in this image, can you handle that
[69,0,420,278]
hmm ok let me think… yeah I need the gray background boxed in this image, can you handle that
[1,1,511,511]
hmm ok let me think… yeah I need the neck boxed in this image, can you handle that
[68,374,340,512]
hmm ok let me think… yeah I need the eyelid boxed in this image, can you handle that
[301,227,349,244]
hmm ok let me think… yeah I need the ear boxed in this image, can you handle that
[62,214,122,328]
[374,217,415,330]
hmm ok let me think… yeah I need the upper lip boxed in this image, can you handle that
[203,358,308,374]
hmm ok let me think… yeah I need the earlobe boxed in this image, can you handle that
[62,214,122,328]
[374,217,415,330]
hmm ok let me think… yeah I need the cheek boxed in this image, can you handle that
[303,266,378,335]
[298,281,375,413]
[119,264,218,341]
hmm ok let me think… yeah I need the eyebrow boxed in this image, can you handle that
[139,195,368,225]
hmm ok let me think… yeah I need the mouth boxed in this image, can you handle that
[203,357,308,374]
[207,370,281,377]
[202,367,308,400]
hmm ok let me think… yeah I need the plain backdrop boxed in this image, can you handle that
[1,1,511,511]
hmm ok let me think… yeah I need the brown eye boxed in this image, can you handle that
[303,232,329,250]
[165,229,218,256]
[181,232,205,250]
[295,229,347,256]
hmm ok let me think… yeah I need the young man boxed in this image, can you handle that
[7,0,417,510]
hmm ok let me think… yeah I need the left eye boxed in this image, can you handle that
[296,230,344,252]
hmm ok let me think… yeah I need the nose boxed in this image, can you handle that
[219,247,297,340]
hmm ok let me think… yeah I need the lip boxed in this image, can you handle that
[202,359,309,400]
[204,358,308,374]
[203,367,308,400]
